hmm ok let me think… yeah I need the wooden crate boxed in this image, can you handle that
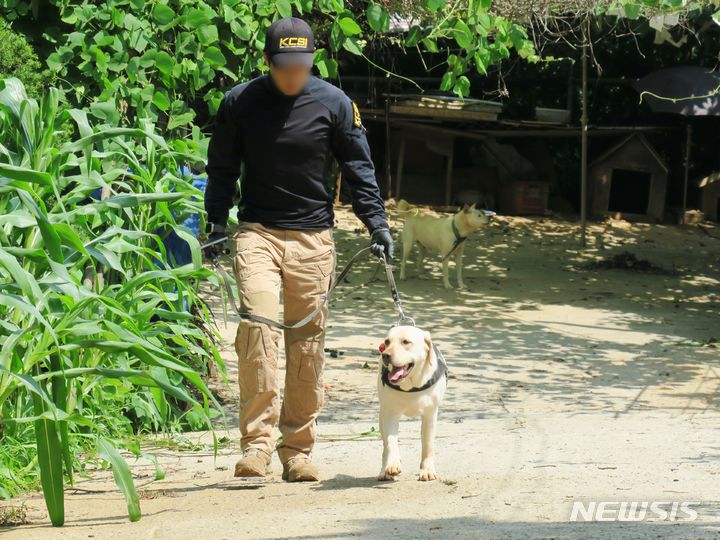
[499,181,550,215]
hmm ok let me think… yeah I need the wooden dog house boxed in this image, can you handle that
[589,134,669,222]
[698,172,720,222]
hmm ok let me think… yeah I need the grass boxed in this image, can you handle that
[0,502,29,526]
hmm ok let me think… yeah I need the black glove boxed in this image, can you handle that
[370,227,394,263]
[203,231,227,260]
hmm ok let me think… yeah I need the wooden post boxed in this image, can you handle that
[682,122,692,223]
[580,37,589,248]
[445,144,454,206]
[395,134,406,199]
[385,96,392,198]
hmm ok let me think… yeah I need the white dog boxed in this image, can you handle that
[396,199,494,289]
[377,325,447,481]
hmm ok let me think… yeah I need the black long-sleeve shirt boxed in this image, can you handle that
[204,75,388,233]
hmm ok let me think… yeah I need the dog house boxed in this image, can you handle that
[589,134,669,222]
[698,172,720,222]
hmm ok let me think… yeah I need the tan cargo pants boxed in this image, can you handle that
[231,221,335,464]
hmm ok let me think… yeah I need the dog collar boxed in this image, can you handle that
[451,215,466,243]
[381,344,448,392]
[442,216,467,262]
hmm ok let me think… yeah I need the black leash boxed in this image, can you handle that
[204,238,413,330]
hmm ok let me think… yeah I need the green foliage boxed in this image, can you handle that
[594,0,714,17]
[0,0,357,133]
[0,77,225,522]
[0,0,531,111]
[0,20,53,98]
[404,1,538,97]
[367,3,390,32]
[1,0,715,108]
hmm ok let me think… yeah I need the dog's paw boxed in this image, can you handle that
[418,468,437,481]
[377,463,402,481]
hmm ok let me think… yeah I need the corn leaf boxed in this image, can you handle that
[0,163,52,186]
[97,438,141,522]
[32,392,65,527]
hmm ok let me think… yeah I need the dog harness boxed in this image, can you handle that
[441,216,467,262]
[381,344,448,392]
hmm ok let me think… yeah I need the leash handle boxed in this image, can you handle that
[201,235,229,250]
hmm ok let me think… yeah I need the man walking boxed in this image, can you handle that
[203,17,393,482]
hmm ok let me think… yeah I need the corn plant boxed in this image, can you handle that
[0,78,224,526]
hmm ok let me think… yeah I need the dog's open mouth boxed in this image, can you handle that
[387,362,414,383]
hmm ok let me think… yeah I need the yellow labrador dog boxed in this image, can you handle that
[377,325,447,481]
[396,199,495,289]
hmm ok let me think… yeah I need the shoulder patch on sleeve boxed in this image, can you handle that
[352,101,363,128]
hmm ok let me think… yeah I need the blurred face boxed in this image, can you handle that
[265,53,311,96]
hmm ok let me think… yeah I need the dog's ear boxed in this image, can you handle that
[462,203,470,213]
[424,331,433,364]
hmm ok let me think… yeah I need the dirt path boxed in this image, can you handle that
[3,208,720,539]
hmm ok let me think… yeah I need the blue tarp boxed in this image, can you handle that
[161,165,206,267]
[88,166,206,268]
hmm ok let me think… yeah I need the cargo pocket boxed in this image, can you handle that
[237,322,278,395]
[296,340,324,385]
[316,247,336,280]
[296,246,335,292]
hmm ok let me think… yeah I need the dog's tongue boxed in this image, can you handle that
[389,366,408,383]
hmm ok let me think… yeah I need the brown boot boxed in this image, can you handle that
[282,457,320,482]
[234,449,272,478]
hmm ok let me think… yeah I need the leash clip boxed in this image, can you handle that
[396,314,415,327]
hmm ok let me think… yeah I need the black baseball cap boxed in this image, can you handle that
[265,17,315,68]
